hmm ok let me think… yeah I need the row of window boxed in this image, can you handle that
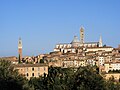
[26,73,40,77]
[26,67,46,71]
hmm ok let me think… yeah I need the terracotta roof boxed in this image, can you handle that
[87,46,113,49]
[14,64,48,67]
[114,48,120,50]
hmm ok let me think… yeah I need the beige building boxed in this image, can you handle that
[14,64,48,79]
[62,59,86,68]
[40,27,120,74]
[105,73,120,81]
[86,47,113,52]
[98,56,105,66]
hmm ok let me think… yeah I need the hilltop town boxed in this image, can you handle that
[1,27,120,80]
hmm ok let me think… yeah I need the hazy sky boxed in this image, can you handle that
[0,0,120,57]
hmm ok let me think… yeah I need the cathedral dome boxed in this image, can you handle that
[71,36,80,47]
[72,36,80,43]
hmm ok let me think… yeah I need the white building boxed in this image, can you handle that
[104,62,120,73]
[54,27,103,54]
[86,47,113,52]
[98,56,105,66]
[86,59,96,66]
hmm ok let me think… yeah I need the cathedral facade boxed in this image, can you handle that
[54,27,103,54]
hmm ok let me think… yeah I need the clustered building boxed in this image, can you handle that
[13,27,120,80]
[16,37,48,79]
[43,27,120,80]
[14,63,48,79]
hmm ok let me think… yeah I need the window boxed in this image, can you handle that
[32,73,34,77]
[26,73,29,77]
[38,67,40,71]
[32,67,34,71]
[38,73,40,76]
[26,68,28,72]
[44,67,46,71]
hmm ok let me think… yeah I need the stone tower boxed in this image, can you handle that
[18,37,22,60]
[99,36,103,47]
[80,27,84,44]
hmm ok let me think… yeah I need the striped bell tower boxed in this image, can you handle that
[80,27,84,44]
[18,37,22,60]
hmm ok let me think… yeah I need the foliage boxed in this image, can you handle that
[105,76,120,90]
[28,66,75,90]
[40,59,44,63]
[28,66,104,90]
[29,66,120,90]
[18,54,21,63]
[71,66,106,90]
[1,60,120,90]
[0,60,30,90]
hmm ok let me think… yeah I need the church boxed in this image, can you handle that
[54,27,103,54]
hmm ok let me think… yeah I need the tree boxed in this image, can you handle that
[28,66,120,90]
[28,66,75,90]
[105,76,120,90]
[71,66,106,90]
[0,60,30,90]
[18,54,21,63]
[40,59,44,63]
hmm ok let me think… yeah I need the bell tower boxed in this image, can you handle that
[80,27,84,44]
[18,37,22,60]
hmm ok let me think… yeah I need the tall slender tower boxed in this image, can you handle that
[99,36,103,47]
[18,37,22,60]
[80,27,84,44]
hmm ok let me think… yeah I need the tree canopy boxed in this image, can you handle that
[29,66,120,90]
[0,60,30,90]
[0,60,120,90]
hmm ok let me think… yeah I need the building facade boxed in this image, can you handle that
[14,64,48,79]
[54,27,103,54]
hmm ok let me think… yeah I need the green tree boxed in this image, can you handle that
[105,76,120,90]
[47,66,75,90]
[29,74,48,90]
[71,66,106,90]
[28,66,74,90]
[40,59,44,63]
[18,54,21,63]
[28,66,120,90]
[0,60,30,90]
